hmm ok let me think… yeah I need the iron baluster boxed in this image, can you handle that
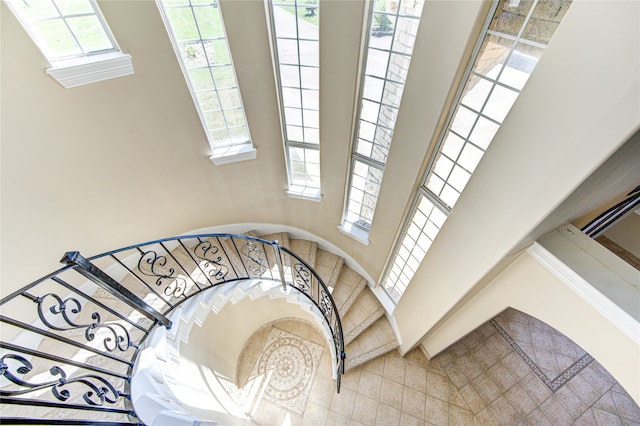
[271,240,288,293]
[61,251,172,329]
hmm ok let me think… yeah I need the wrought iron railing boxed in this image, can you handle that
[0,234,345,425]
[582,185,640,238]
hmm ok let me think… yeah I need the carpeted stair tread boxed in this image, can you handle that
[257,232,290,250]
[288,239,318,269]
[342,289,386,344]
[344,317,398,371]
[331,266,368,317]
[313,249,344,291]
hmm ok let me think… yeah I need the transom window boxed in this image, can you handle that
[6,0,117,61]
[268,0,321,200]
[381,0,573,302]
[157,0,254,164]
[341,0,425,242]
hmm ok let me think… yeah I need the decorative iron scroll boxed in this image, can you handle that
[319,289,332,321]
[138,249,187,298]
[31,293,134,352]
[193,239,229,281]
[0,354,123,406]
[292,263,311,293]
[240,241,267,276]
[0,232,345,425]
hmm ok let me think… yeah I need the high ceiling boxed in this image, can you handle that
[1,1,638,353]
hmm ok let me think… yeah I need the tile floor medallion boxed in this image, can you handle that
[241,310,639,425]
[250,327,323,414]
[491,309,594,392]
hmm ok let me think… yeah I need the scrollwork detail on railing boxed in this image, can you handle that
[292,263,311,293]
[240,241,267,276]
[33,293,134,352]
[193,239,229,281]
[0,354,122,406]
[319,289,332,321]
[138,249,187,298]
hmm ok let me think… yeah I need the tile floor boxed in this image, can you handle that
[241,309,640,425]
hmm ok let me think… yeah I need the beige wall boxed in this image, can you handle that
[420,250,640,404]
[3,0,639,402]
[0,0,361,292]
[0,0,488,296]
[394,0,640,352]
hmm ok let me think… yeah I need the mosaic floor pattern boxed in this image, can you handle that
[242,313,640,425]
[249,327,323,414]
[491,314,593,392]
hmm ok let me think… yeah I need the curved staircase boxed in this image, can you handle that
[254,231,399,372]
[0,228,399,425]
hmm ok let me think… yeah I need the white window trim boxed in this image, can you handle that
[157,0,255,165]
[46,51,134,88]
[267,1,322,199]
[209,144,257,166]
[287,186,323,202]
[338,222,371,246]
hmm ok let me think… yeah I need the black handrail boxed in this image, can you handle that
[0,233,345,425]
[582,185,640,237]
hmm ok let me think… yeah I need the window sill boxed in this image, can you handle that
[46,51,134,88]
[338,222,370,246]
[287,186,322,202]
[209,144,256,165]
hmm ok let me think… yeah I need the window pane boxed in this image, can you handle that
[398,0,574,303]
[207,39,231,65]
[361,99,381,123]
[280,64,300,87]
[301,89,318,109]
[345,0,425,232]
[366,49,390,78]
[300,66,318,89]
[7,0,117,61]
[299,40,319,66]
[270,0,320,195]
[17,0,59,20]
[67,15,112,53]
[303,109,319,128]
[197,90,221,111]
[273,5,296,38]
[483,85,519,123]
[441,132,465,161]
[370,13,395,50]
[277,38,299,64]
[33,19,82,57]
[391,17,418,54]
[218,88,241,110]
[489,0,534,36]
[450,105,477,139]
[166,7,199,40]
[499,44,544,90]
[160,0,252,149]
[522,0,572,44]
[194,6,224,39]
[472,34,514,80]
[282,87,301,108]
[188,68,214,90]
[285,107,302,126]
[363,76,384,102]
[461,75,493,112]
[56,0,93,15]
[469,116,499,150]
[458,143,484,172]
[212,65,236,89]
